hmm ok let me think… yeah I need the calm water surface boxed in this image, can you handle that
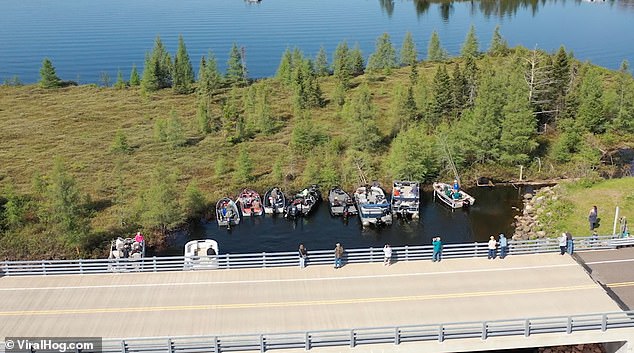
[162,186,528,256]
[1,0,634,83]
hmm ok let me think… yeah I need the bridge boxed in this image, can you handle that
[2,237,634,353]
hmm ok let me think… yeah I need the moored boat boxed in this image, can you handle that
[236,188,264,217]
[285,185,321,218]
[328,186,357,217]
[354,184,393,227]
[108,236,145,260]
[216,198,240,228]
[391,181,420,219]
[184,239,219,270]
[263,187,286,215]
[432,182,476,209]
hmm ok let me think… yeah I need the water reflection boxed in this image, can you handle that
[402,0,634,19]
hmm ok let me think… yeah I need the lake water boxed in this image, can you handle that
[162,186,529,256]
[1,0,634,84]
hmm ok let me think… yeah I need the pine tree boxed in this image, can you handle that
[167,111,186,148]
[499,71,538,165]
[222,89,244,143]
[276,48,294,85]
[235,146,254,183]
[342,85,382,152]
[333,81,347,108]
[430,65,453,125]
[137,167,183,236]
[460,25,480,59]
[314,46,330,77]
[226,43,247,86]
[552,46,571,118]
[451,63,467,117]
[388,125,439,182]
[577,68,606,133]
[400,31,418,66]
[427,31,447,62]
[612,60,634,132]
[349,44,365,76]
[255,83,276,135]
[183,182,206,220]
[367,33,398,75]
[141,36,172,92]
[202,52,222,97]
[390,84,418,136]
[129,64,140,86]
[114,69,126,89]
[172,35,195,94]
[488,25,508,57]
[39,58,61,88]
[333,41,352,87]
[197,100,212,134]
[111,129,131,153]
[463,55,479,107]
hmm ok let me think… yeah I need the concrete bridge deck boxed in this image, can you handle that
[576,247,634,310]
[0,253,624,340]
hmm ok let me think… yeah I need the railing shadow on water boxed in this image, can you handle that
[0,235,626,277]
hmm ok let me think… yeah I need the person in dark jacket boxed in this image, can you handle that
[432,237,442,262]
[299,243,308,268]
[334,243,344,269]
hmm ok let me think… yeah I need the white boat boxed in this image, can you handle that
[354,184,393,227]
[432,182,476,209]
[391,181,420,219]
[285,185,321,218]
[184,239,219,270]
[328,186,357,217]
[216,198,240,228]
[108,237,144,260]
[263,187,286,214]
[236,188,264,217]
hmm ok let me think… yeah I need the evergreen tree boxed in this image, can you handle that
[552,46,571,118]
[367,33,398,75]
[388,125,439,182]
[276,48,294,85]
[333,41,352,87]
[499,71,538,165]
[3,183,28,229]
[430,65,453,125]
[111,129,131,153]
[400,31,418,66]
[137,167,183,236]
[577,68,606,133]
[172,35,195,94]
[43,159,91,246]
[451,63,467,117]
[226,43,247,86]
[214,156,228,177]
[271,158,284,183]
[141,36,172,92]
[235,146,254,183]
[342,85,382,152]
[390,84,418,136]
[332,81,347,108]
[302,155,321,185]
[290,116,326,155]
[349,43,365,76]
[488,25,509,57]
[39,58,61,88]
[222,89,244,143]
[611,60,634,132]
[197,100,212,134]
[183,182,206,220]
[114,69,126,89]
[314,46,330,77]
[427,31,447,62]
[129,64,140,86]
[198,52,222,97]
[255,83,276,135]
[463,55,479,107]
[460,25,480,58]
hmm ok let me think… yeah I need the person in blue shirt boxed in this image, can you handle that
[432,237,443,262]
[452,179,460,192]
[498,233,508,259]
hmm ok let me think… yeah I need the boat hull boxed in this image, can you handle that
[354,185,393,227]
[432,182,475,209]
[216,198,241,227]
[391,181,420,219]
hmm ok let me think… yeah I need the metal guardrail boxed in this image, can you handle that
[1,311,632,352]
[0,235,624,277]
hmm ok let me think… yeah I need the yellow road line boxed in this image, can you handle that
[0,283,601,317]
[606,281,634,288]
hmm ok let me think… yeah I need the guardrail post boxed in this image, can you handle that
[567,316,572,334]
[405,246,409,261]
[260,334,265,352]
[262,252,266,268]
[524,319,530,337]
[602,314,608,331]
[42,260,46,275]
[394,327,400,345]
[153,257,157,272]
[481,322,487,340]
[474,242,479,257]
[166,338,173,353]
[120,340,127,353]
[304,332,310,351]
[350,330,355,348]
[438,324,444,342]
[227,254,231,269]
[79,259,84,274]
[370,247,374,262]
[2,261,8,276]
[213,336,219,353]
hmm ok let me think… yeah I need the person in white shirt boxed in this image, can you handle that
[559,233,568,255]
[383,244,392,266]
[487,236,497,259]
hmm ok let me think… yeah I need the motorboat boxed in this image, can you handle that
[263,187,286,215]
[391,181,420,219]
[432,182,476,209]
[354,184,393,227]
[236,188,264,217]
[285,185,321,218]
[216,198,241,228]
[184,239,219,270]
[109,237,144,260]
[328,186,357,217]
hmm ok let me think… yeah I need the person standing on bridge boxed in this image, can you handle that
[334,243,344,269]
[487,236,497,259]
[299,243,308,268]
[566,232,574,255]
[383,244,392,266]
[432,237,442,262]
[559,233,568,255]
[498,233,508,259]
[588,205,598,231]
